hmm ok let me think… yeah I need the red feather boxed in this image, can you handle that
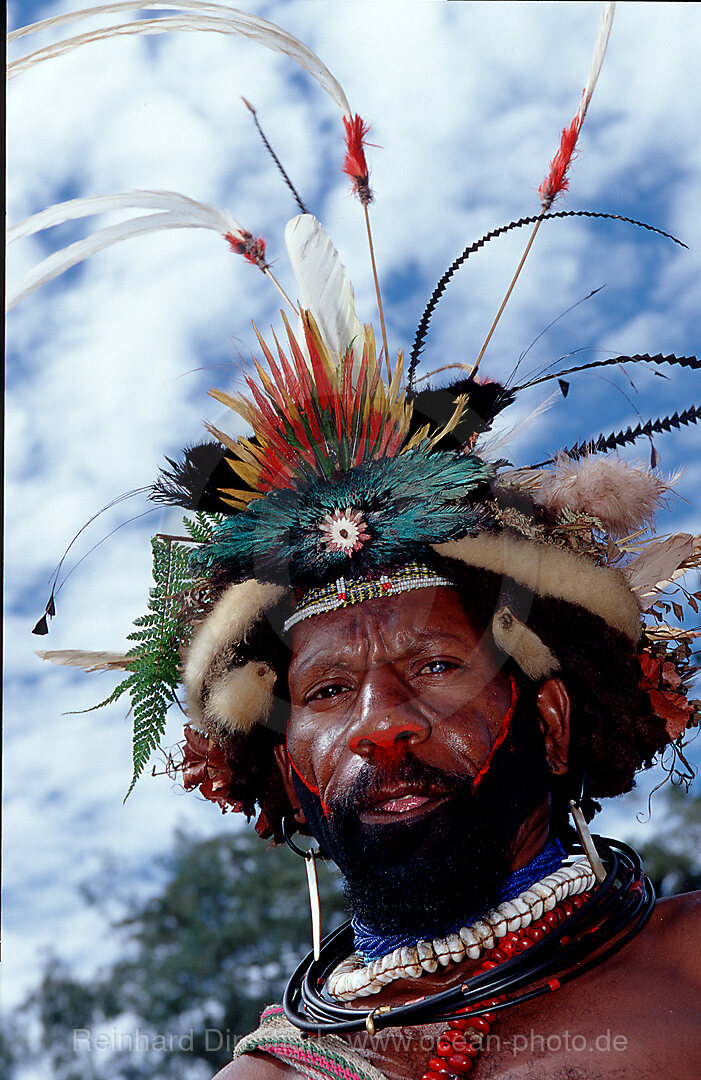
[366,405,384,456]
[342,114,373,204]
[538,115,581,209]
[305,324,335,414]
[273,334,303,400]
[225,229,267,267]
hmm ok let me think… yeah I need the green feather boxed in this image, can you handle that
[191,449,499,585]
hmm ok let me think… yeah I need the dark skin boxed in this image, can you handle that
[215,589,701,1080]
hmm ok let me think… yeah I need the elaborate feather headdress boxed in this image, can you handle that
[10,3,699,800]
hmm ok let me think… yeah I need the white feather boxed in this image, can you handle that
[8,189,243,243]
[7,1,353,116]
[10,215,209,310]
[284,214,364,370]
[36,649,131,671]
[476,390,559,459]
[623,532,701,609]
[7,190,248,310]
[577,2,615,123]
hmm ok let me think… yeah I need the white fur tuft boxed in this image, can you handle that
[435,533,641,643]
[203,661,277,736]
[491,607,560,680]
[183,580,285,727]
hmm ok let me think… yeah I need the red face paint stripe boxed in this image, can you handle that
[472,676,519,790]
[286,745,331,816]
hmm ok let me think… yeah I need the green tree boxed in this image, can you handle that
[17,828,347,1080]
[0,1014,28,1080]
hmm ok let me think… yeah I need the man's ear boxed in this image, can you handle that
[535,677,570,776]
[273,743,307,825]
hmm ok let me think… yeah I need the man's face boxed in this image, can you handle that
[284,587,551,934]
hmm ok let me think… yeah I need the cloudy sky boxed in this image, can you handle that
[5,0,701,1064]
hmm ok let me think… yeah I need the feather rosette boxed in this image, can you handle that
[190,449,496,585]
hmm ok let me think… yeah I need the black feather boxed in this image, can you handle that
[407,212,686,392]
[514,353,700,392]
[530,403,701,468]
[150,441,240,514]
[409,378,516,449]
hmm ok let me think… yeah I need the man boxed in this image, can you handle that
[205,570,700,1079]
[36,250,700,1079]
[20,8,700,1076]
[133,295,695,1079]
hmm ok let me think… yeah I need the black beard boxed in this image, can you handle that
[291,700,550,939]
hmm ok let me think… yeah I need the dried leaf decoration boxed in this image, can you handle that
[181,725,243,813]
[638,651,700,740]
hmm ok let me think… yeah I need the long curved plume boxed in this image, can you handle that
[407,209,684,391]
[8,190,243,244]
[6,190,285,311]
[7,5,377,315]
[7,0,351,117]
[284,214,364,374]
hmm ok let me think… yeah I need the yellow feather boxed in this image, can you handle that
[208,388,254,427]
[217,486,264,502]
[425,393,469,451]
[229,461,263,488]
[404,423,431,450]
[388,348,405,404]
[205,422,242,456]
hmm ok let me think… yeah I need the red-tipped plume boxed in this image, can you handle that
[539,2,615,210]
[343,114,373,204]
[539,115,581,209]
[225,229,268,268]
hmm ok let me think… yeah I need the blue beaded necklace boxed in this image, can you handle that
[352,838,566,960]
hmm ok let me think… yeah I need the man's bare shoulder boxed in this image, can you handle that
[653,888,701,924]
[212,1051,299,1079]
[647,890,701,977]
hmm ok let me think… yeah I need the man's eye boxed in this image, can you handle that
[419,660,457,675]
[309,683,347,702]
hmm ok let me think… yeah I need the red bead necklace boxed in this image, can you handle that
[420,892,590,1079]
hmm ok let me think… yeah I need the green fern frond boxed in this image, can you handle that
[183,511,226,545]
[121,535,194,801]
[77,511,223,798]
[65,679,131,715]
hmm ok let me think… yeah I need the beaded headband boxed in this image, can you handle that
[283,563,456,633]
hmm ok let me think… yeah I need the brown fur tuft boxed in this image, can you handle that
[533,455,672,536]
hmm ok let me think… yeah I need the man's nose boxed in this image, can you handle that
[348,667,430,757]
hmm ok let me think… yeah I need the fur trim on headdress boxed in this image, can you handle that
[532,455,672,536]
[202,660,278,737]
[183,580,285,729]
[490,607,561,680]
[434,533,642,643]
